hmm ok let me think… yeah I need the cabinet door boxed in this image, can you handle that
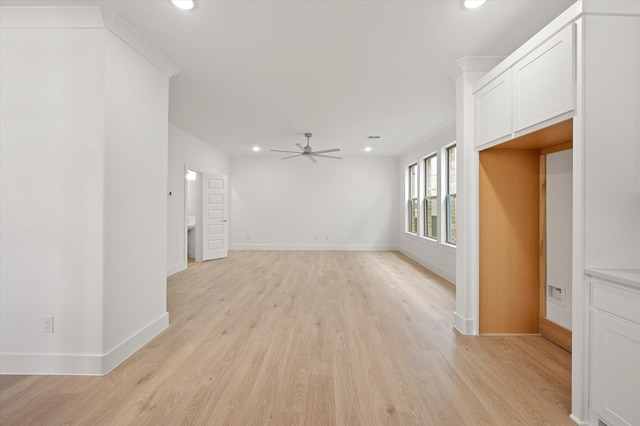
[512,24,575,132]
[474,70,512,147]
[591,310,640,426]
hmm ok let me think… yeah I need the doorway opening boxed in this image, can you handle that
[184,167,229,266]
[186,169,198,264]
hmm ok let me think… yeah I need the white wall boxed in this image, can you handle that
[0,7,175,375]
[187,178,198,216]
[546,149,572,330]
[186,178,197,258]
[102,31,170,363]
[0,26,106,369]
[397,126,457,283]
[583,14,640,269]
[229,156,398,250]
[167,124,229,275]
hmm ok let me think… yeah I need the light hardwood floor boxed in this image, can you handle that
[0,251,572,425]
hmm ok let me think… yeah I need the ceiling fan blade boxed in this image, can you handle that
[281,153,303,160]
[311,148,340,154]
[271,149,302,154]
[271,133,341,162]
[312,154,343,160]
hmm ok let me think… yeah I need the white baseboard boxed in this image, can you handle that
[167,261,187,277]
[453,311,475,335]
[102,312,169,374]
[0,352,103,376]
[229,243,399,251]
[0,312,169,376]
[569,414,588,425]
[398,247,456,284]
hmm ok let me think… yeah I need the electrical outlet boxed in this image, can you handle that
[43,316,54,333]
[547,284,565,306]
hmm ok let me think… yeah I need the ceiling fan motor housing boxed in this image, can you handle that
[304,132,312,152]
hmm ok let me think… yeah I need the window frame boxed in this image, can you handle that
[406,162,418,234]
[445,144,457,246]
[423,153,438,240]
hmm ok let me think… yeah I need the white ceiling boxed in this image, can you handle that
[2,0,575,157]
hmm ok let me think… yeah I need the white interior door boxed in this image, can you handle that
[200,174,228,261]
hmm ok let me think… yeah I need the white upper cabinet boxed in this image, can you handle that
[472,23,576,148]
[512,24,575,133]
[474,70,512,147]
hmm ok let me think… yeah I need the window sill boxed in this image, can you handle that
[440,242,457,253]
[418,236,438,247]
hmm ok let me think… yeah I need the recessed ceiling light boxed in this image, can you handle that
[171,0,194,10]
[367,135,381,139]
[252,146,260,152]
[365,147,372,152]
[464,0,486,9]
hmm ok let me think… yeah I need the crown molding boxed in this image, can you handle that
[449,56,504,79]
[0,6,179,78]
[100,8,179,78]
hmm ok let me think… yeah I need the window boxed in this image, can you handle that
[445,145,457,245]
[407,163,418,234]
[423,154,437,239]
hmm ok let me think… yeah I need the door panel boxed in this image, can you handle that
[201,174,228,261]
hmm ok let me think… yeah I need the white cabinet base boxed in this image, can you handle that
[589,274,640,426]
[590,311,640,426]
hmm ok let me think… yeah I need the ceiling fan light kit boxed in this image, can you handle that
[271,132,342,162]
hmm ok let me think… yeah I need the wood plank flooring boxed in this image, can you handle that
[0,251,572,425]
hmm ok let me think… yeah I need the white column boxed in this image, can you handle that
[452,57,502,335]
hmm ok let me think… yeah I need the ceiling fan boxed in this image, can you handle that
[271,132,342,162]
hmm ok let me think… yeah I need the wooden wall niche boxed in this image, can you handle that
[479,119,573,336]
[479,149,541,334]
